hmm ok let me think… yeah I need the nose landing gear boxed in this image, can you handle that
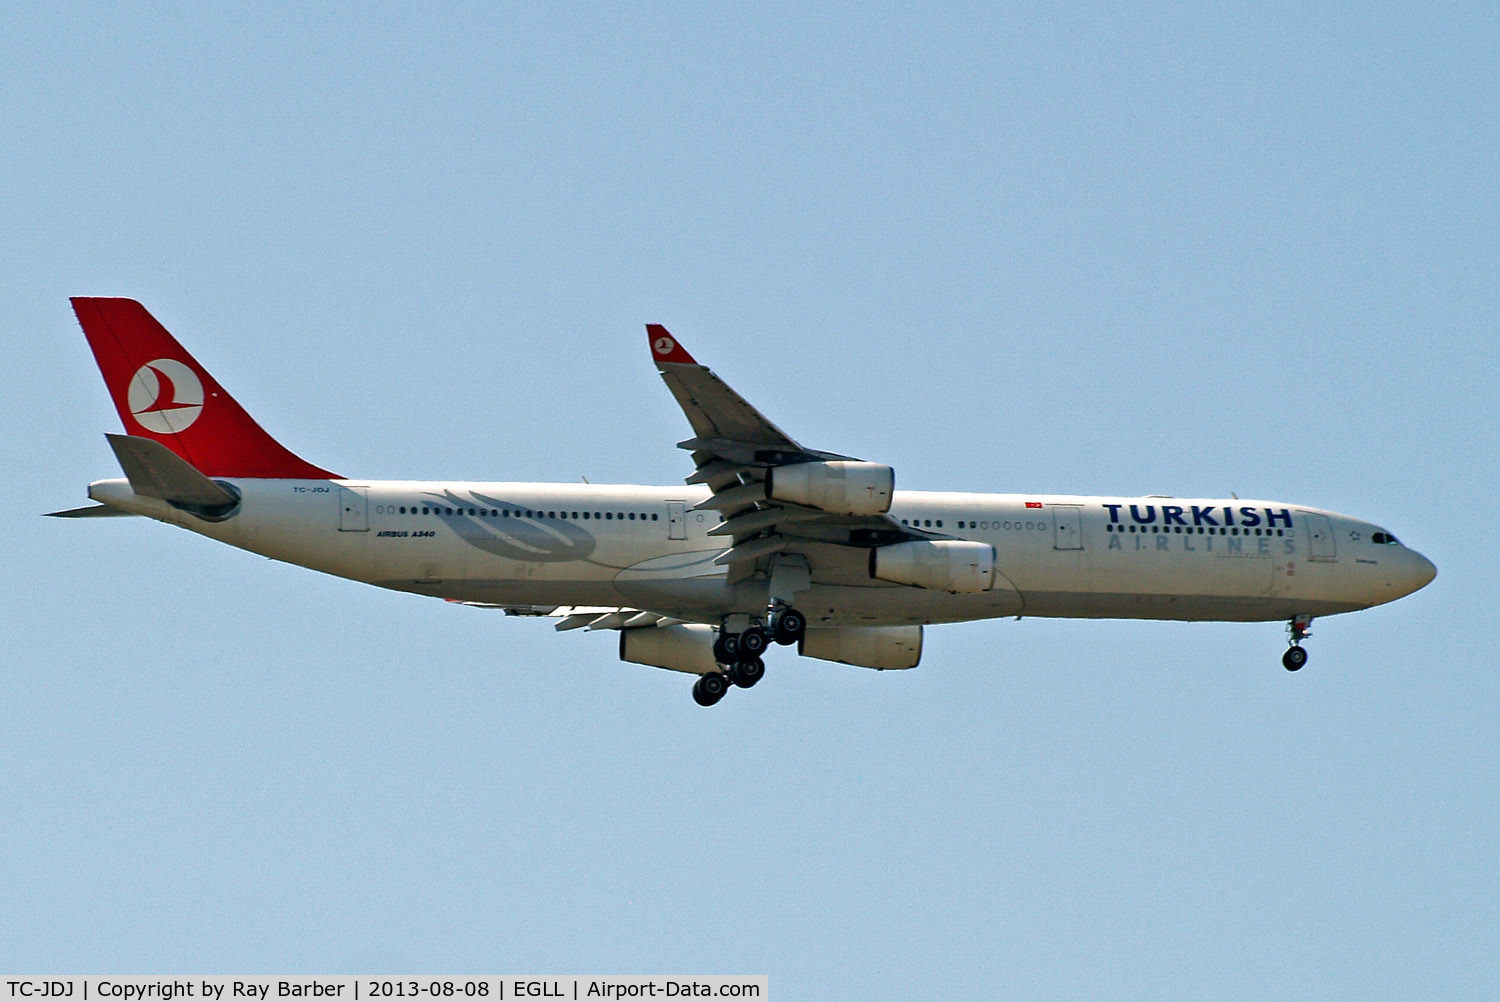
[1283,615,1313,671]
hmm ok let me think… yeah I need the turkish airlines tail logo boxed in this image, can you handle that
[128,359,204,433]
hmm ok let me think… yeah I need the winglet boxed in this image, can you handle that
[647,324,697,366]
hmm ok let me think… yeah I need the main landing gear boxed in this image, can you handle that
[1283,614,1313,671]
[692,606,807,706]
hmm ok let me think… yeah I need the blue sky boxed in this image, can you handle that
[3,3,1496,996]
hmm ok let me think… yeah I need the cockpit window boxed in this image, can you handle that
[1371,531,1401,545]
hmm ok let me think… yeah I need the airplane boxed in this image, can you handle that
[51,298,1437,705]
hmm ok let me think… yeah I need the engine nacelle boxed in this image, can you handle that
[619,624,719,675]
[800,625,923,670]
[870,539,996,594]
[766,461,893,516]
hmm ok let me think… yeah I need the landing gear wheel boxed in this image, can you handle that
[729,656,765,689]
[1283,646,1308,672]
[712,632,740,664]
[773,608,806,646]
[693,672,729,706]
[738,625,769,657]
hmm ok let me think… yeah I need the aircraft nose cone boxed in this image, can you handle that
[1410,550,1437,591]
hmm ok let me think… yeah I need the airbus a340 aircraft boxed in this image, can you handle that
[53,298,1436,705]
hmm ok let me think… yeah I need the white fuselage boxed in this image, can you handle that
[88,478,1437,629]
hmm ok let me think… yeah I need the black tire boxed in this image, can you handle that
[774,608,806,645]
[713,632,740,664]
[730,657,765,689]
[693,672,729,706]
[739,625,769,656]
[1283,646,1308,672]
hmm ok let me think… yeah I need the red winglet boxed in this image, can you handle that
[646,324,697,365]
[71,298,342,480]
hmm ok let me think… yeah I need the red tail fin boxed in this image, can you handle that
[71,298,342,479]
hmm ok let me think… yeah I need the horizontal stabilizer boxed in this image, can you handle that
[44,504,141,518]
[106,434,239,507]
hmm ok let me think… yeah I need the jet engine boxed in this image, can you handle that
[870,539,996,594]
[619,624,719,674]
[800,625,923,670]
[766,461,894,516]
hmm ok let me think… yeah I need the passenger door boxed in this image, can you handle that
[1304,512,1337,562]
[1052,505,1083,550]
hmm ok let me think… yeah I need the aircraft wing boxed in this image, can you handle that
[647,326,930,583]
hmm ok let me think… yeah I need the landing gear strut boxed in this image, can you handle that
[692,607,806,704]
[1283,615,1313,671]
